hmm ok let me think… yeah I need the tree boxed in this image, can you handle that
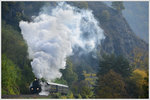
[71,81,79,96]
[2,2,9,15]
[71,80,93,98]
[61,59,78,86]
[131,48,148,70]
[2,54,21,95]
[2,20,35,94]
[125,69,148,98]
[78,94,82,98]
[67,92,74,98]
[111,1,125,13]
[95,70,127,98]
[101,10,110,21]
[98,54,133,78]
[19,64,35,94]
[83,71,97,87]
[2,20,28,68]
[130,69,148,98]
[78,80,93,98]
[1,2,45,95]
[142,77,149,98]
[54,77,67,85]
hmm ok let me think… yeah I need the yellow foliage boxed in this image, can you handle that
[131,69,148,88]
[60,96,67,99]
[92,74,96,77]
[83,71,96,77]
[132,48,148,70]
[133,69,147,78]
[85,78,92,81]
[67,92,74,99]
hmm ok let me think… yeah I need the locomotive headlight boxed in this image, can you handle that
[31,88,33,90]
[37,88,39,90]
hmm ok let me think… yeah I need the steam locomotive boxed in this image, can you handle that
[30,78,69,95]
[30,78,42,94]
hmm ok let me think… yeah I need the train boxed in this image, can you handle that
[30,78,42,94]
[29,78,69,95]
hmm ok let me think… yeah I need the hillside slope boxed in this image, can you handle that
[87,2,148,57]
[68,2,148,73]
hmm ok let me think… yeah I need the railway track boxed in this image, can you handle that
[2,94,51,99]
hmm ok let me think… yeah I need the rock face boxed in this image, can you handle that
[69,2,148,72]
[87,2,148,57]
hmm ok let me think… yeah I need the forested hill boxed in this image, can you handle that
[2,2,45,94]
[68,2,148,73]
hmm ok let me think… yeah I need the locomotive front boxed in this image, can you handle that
[30,78,42,94]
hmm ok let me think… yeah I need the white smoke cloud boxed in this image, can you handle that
[19,2,105,83]
[39,81,50,96]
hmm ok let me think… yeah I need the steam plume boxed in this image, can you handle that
[19,2,105,83]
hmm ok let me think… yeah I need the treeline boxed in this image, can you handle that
[95,54,148,98]
[2,2,42,94]
[55,53,148,98]
[2,19,35,94]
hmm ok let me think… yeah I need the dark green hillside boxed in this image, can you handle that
[2,2,44,94]
[2,2,45,29]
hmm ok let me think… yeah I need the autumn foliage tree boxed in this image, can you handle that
[131,48,148,70]
[95,54,132,98]
[95,70,127,98]
[95,54,148,98]
[127,48,148,98]
[130,69,148,98]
